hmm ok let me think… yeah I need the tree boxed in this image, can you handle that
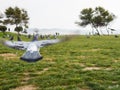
[0,25,7,34]
[0,12,7,34]
[4,7,29,35]
[15,26,23,35]
[93,7,115,35]
[76,6,116,35]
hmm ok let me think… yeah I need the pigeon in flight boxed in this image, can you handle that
[3,35,61,62]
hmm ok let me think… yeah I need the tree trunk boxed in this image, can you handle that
[94,27,100,35]
[105,26,109,35]
[99,28,103,35]
[106,29,109,35]
[18,32,20,36]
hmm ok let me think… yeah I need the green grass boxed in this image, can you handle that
[0,32,120,90]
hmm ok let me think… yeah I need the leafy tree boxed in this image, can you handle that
[4,7,29,35]
[15,26,23,35]
[93,7,115,35]
[0,25,7,34]
[78,8,94,27]
[76,6,115,35]
[0,12,7,34]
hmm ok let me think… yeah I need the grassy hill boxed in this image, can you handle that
[0,32,120,90]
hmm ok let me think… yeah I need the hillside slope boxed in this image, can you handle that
[0,34,120,90]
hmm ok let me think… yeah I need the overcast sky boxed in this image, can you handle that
[1,0,120,34]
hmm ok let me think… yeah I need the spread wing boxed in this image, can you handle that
[3,39,61,62]
[3,39,61,49]
[34,39,61,48]
[3,40,30,50]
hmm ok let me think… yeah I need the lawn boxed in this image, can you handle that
[0,33,120,90]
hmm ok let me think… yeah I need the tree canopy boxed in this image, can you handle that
[0,12,7,34]
[15,26,23,35]
[0,25,7,33]
[4,7,29,34]
[76,6,116,35]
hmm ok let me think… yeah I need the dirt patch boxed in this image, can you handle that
[81,49,101,52]
[21,73,30,84]
[23,73,29,76]
[21,77,30,84]
[90,49,101,52]
[76,56,91,59]
[36,68,49,74]
[114,60,120,63]
[80,63,85,67]
[11,85,37,90]
[0,53,17,57]
[73,63,85,67]
[0,53,18,60]
[77,55,98,59]
[83,67,101,71]
[21,68,49,85]
[105,68,112,71]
